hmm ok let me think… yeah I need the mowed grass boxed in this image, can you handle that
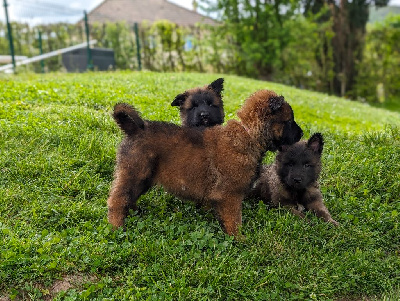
[0,71,399,300]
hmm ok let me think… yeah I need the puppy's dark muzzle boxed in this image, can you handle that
[297,127,304,141]
[288,121,303,143]
[278,121,303,148]
[293,122,304,141]
[293,177,302,184]
[200,111,210,119]
[198,112,211,126]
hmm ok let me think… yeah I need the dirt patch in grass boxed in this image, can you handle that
[0,274,97,301]
[45,274,97,300]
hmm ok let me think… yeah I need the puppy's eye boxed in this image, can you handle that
[304,164,311,168]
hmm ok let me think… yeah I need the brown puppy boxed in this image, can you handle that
[171,78,224,128]
[107,90,303,236]
[251,133,339,226]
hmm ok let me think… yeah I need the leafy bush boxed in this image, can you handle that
[273,11,335,93]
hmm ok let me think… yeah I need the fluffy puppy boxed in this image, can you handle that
[252,133,339,226]
[171,78,225,128]
[107,90,303,236]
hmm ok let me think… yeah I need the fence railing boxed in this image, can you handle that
[0,40,97,72]
[2,1,101,73]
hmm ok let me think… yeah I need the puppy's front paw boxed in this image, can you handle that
[329,219,340,227]
[234,233,247,242]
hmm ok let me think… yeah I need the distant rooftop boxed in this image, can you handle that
[85,0,217,26]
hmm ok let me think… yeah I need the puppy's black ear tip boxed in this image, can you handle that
[209,78,224,95]
[269,96,285,112]
[171,99,179,106]
[308,132,324,153]
[171,92,187,107]
[310,132,324,143]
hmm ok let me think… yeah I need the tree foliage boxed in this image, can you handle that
[199,0,300,78]
[275,10,335,93]
[355,15,400,103]
[199,0,398,103]
[198,0,336,92]
[303,0,390,97]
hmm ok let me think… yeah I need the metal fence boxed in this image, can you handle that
[1,0,117,73]
[1,0,234,75]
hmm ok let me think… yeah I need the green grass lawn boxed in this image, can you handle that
[1,71,399,300]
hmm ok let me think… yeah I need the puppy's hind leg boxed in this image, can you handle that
[107,160,153,229]
[214,196,244,239]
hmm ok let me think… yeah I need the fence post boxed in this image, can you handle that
[3,0,16,73]
[134,22,142,71]
[84,10,93,71]
[38,30,45,73]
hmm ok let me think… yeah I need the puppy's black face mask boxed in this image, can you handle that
[266,96,303,151]
[277,133,323,190]
[279,119,303,148]
[269,118,303,152]
[278,145,319,190]
[184,93,224,127]
[172,78,225,128]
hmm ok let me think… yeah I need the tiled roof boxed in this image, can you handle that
[86,0,217,26]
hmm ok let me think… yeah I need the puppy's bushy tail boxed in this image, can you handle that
[113,103,144,136]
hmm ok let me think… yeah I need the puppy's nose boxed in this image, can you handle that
[200,111,209,117]
[293,177,302,183]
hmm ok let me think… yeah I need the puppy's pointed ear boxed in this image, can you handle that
[307,133,324,154]
[208,78,224,97]
[171,92,188,107]
[269,96,285,112]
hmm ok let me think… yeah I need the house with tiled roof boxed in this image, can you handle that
[86,0,217,26]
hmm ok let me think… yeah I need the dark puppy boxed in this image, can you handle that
[107,90,303,237]
[252,133,339,226]
[171,78,224,128]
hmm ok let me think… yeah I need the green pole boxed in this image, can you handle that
[38,30,44,73]
[134,22,142,71]
[3,0,16,73]
[84,10,93,71]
